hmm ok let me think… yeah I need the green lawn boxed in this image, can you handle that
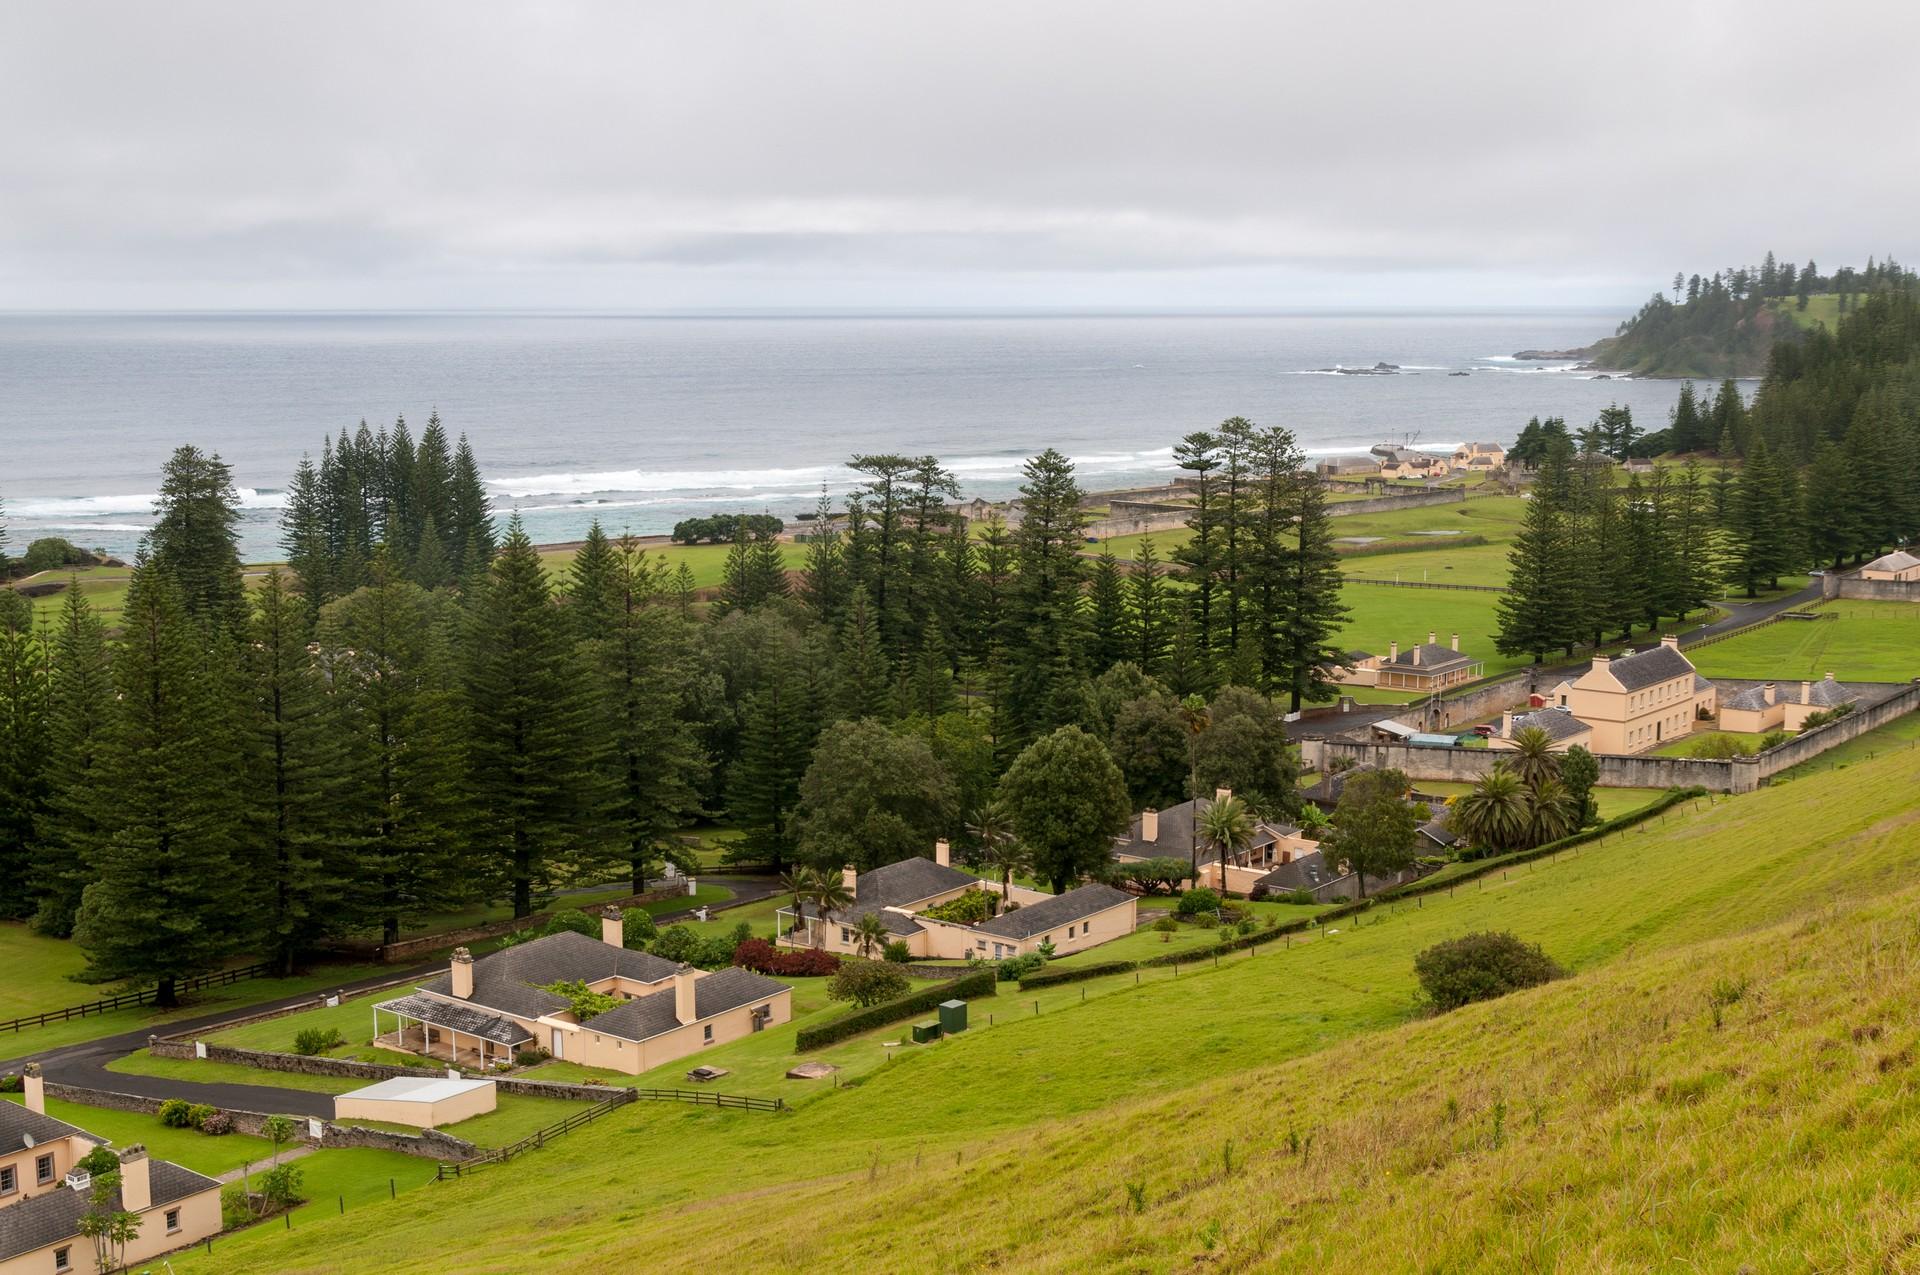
[1340,541,1514,588]
[1689,601,1920,682]
[171,743,1920,1273]
[1647,728,1773,758]
[3,1093,272,1177]
[107,1052,367,1094]
[0,929,397,1055]
[1769,707,1920,783]
[277,1147,440,1229]
[535,540,807,591]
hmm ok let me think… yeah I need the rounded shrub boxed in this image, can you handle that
[542,908,598,939]
[1175,887,1223,918]
[621,907,658,948]
[1413,931,1563,1012]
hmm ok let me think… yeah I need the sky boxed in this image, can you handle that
[3,0,1916,312]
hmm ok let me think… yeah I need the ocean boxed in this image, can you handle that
[0,310,1698,561]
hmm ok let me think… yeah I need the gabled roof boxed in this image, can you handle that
[1722,684,1776,712]
[1864,549,1920,573]
[1593,642,1695,692]
[1799,676,1858,707]
[793,855,978,931]
[972,884,1133,940]
[1418,817,1461,848]
[417,931,681,1021]
[0,1160,217,1262]
[1251,849,1334,895]
[1379,644,1476,674]
[586,967,788,1043]
[375,993,533,1046]
[1113,797,1282,861]
[1504,707,1592,742]
[0,1102,102,1156]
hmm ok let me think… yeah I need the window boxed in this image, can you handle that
[702,1024,714,1043]
[0,1164,14,1195]
[36,1153,54,1184]
[165,1207,181,1234]
[839,927,850,943]
[54,1247,71,1273]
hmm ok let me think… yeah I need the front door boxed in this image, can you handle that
[552,1029,565,1060]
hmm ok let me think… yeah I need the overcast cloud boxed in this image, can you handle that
[3,0,1914,309]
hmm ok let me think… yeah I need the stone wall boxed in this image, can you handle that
[319,1123,476,1160]
[1824,572,1920,602]
[1324,488,1468,518]
[148,1038,626,1103]
[1304,680,1920,794]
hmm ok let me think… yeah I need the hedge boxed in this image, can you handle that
[1019,787,1708,992]
[794,969,997,1051]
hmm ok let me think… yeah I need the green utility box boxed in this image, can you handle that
[937,999,968,1035]
[911,1020,942,1044]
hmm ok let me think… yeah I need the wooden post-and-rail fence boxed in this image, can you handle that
[434,1087,784,1179]
[1,962,277,1035]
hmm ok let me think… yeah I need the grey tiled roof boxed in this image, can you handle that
[973,884,1133,940]
[586,968,788,1043]
[1799,677,1858,707]
[793,856,979,931]
[376,993,533,1046]
[0,1104,101,1156]
[794,903,925,936]
[416,931,681,1022]
[1721,684,1776,712]
[1251,849,1334,895]
[1418,816,1460,848]
[1112,798,1286,862]
[1379,644,1476,674]
[0,1160,217,1262]
[1695,673,1714,691]
[1864,550,1920,573]
[1601,643,1694,691]
[1505,707,1592,742]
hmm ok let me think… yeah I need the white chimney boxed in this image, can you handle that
[1826,671,1837,682]
[1501,710,1513,738]
[601,908,625,950]
[1141,808,1159,842]
[1763,682,1777,705]
[841,865,858,899]
[1214,787,1232,803]
[1662,633,1680,649]
[1389,640,1399,662]
[1451,632,1460,651]
[933,838,949,868]
[22,1062,44,1115]
[119,1145,151,1213]
[674,963,698,1027]
[1427,630,1437,647]
[450,947,474,999]
[1411,646,1422,666]
[1801,681,1812,704]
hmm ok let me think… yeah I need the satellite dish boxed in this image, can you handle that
[22,1133,34,1148]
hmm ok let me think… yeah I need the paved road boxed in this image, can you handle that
[2,875,783,1118]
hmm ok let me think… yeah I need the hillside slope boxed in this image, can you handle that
[188,748,1920,1273]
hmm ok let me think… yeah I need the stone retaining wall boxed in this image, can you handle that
[1324,488,1468,518]
[1824,572,1920,602]
[361,887,682,963]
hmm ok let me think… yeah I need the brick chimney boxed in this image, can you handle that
[450,947,474,999]
[1451,632,1460,651]
[1141,808,1159,842]
[1662,634,1680,649]
[933,838,950,868]
[841,865,858,900]
[21,1062,43,1115]
[118,1145,151,1212]
[601,907,625,950]
[674,963,698,1027]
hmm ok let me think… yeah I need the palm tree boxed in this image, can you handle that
[970,805,1030,905]
[1197,794,1257,893]
[1525,776,1579,846]
[1296,804,1332,838]
[1450,765,1532,853]
[806,873,853,950]
[1506,725,1560,790]
[854,913,889,959]
[779,867,818,945]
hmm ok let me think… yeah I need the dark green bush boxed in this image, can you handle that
[186,1103,217,1130]
[827,960,911,1008]
[542,908,598,938]
[995,953,1046,982]
[158,1099,194,1128]
[882,940,912,964]
[1175,888,1223,917]
[1414,931,1563,1012]
[260,1163,305,1209]
[293,1027,345,1056]
[795,970,997,1051]
[649,925,697,964]
[621,908,658,947]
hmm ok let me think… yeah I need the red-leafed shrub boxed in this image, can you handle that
[733,939,841,976]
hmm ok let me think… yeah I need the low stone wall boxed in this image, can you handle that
[1824,572,1920,602]
[1084,509,1189,541]
[319,1123,476,1160]
[1325,488,1468,518]
[1305,680,1920,794]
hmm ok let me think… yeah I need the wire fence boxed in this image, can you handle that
[1,962,277,1034]
[433,1086,784,1180]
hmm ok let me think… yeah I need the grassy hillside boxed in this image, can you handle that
[181,743,1920,1272]
[1689,601,1920,682]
